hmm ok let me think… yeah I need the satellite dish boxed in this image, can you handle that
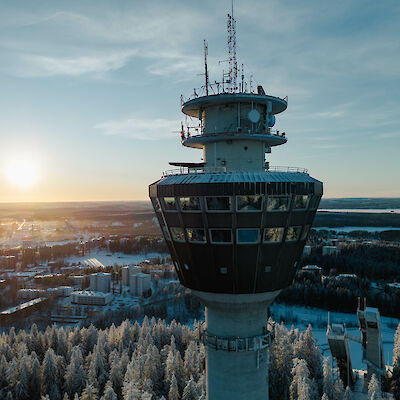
[248,109,260,123]
[268,115,276,127]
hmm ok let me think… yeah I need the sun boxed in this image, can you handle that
[6,159,38,187]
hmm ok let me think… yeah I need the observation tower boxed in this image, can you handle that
[149,10,323,400]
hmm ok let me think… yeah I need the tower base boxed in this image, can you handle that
[192,290,281,400]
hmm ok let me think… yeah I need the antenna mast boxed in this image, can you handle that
[204,39,209,96]
[227,3,238,93]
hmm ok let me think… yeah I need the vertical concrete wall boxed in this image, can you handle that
[193,291,280,400]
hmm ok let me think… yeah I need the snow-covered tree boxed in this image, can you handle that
[14,359,30,400]
[64,346,87,398]
[289,358,317,400]
[393,323,400,399]
[168,374,180,400]
[100,381,117,400]
[181,377,198,400]
[42,348,61,400]
[322,357,335,400]
[81,382,98,400]
[368,374,382,400]
[333,379,344,400]
[344,386,352,400]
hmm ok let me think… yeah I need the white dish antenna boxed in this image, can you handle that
[248,109,260,123]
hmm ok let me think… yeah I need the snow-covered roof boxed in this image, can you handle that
[157,171,319,185]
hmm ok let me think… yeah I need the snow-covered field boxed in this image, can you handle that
[314,226,400,232]
[270,303,398,369]
[64,250,169,267]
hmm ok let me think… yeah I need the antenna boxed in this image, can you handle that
[227,8,238,92]
[204,40,209,96]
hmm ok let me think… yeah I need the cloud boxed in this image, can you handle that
[0,3,212,78]
[94,117,180,140]
[14,51,136,77]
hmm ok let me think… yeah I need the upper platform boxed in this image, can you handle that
[182,92,288,118]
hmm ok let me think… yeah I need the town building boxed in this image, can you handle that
[121,265,141,285]
[89,272,111,293]
[71,290,112,305]
[129,273,151,296]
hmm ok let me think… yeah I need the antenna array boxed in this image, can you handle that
[227,11,238,92]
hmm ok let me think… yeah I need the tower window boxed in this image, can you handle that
[179,197,201,211]
[163,197,177,211]
[309,195,321,210]
[293,195,309,210]
[236,195,263,212]
[244,146,248,150]
[152,198,161,212]
[206,197,231,211]
[237,229,260,244]
[263,227,284,243]
[186,228,206,243]
[210,229,232,243]
[264,266,272,273]
[170,227,185,242]
[301,225,311,241]
[266,196,290,211]
[286,226,302,241]
[220,267,228,274]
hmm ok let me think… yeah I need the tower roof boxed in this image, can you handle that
[181,92,287,118]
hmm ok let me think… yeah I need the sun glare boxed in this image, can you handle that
[6,160,38,187]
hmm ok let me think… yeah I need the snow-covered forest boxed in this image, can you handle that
[0,317,394,400]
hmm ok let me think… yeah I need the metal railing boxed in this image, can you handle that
[180,85,288,106]
[162,165,308,177]
[183,129,286,140]
[201,329,272,352]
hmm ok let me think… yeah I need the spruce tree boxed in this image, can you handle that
[168,374,180,400]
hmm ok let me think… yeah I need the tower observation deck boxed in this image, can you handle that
[149,9,323,400]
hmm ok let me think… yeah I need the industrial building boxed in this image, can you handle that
[302,245,312,256]
[129,273,151,296]
[89,272,111,293]
[121,265,141,285]
[322,245,339,256]
[71,290,112,306]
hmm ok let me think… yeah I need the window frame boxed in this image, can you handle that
[286,226,302,242]
[162,226,171,241]
[170,227,186,242]
[205,196,232,212]
[152,197,161,212]
[178,197,202,212]
[292,195,310,211]
[186,228,207,243]
[209,228,233,244]
[263,227,285,243]
[266,195,291,212]
[162,197,178,212]
[308,195,321,211]
[236,195,263,212]
[301,225,311,241]
[236,228,260,244]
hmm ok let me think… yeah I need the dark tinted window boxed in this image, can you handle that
[206,197,231,211]
[186,228,206,243]
[267,196,290,211]
[179,197,201,211]
[237,196,262,211]
[237,229,259,243]
[163,197,177,211]
[210,229,232,243]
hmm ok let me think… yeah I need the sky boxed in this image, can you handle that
[0,0,399,202]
